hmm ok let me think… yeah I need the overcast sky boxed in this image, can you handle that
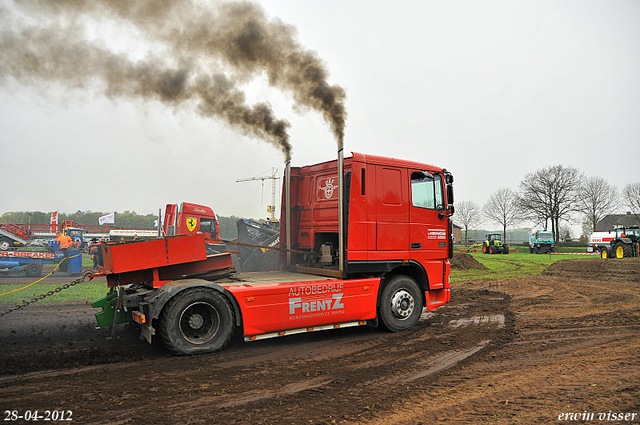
[1,0,639,231]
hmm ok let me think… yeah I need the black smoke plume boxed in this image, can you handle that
[0,0,348,161]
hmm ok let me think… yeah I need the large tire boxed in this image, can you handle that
[490,245,496,254]
[483,242,489,254]
[159,288,234,355]
[379,275,423,333]
[0,238,11,251]
[534,246,539,254]
[615,243,632,259]
[503,245,510,254]
[601,247,609,259]
[25,262,42,277]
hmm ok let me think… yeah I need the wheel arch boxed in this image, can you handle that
[379,262,429,308]
[146,279,243,328]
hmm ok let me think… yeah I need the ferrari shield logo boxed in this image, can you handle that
[186,217,198,232]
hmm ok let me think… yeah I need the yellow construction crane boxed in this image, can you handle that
[236,168,280,221]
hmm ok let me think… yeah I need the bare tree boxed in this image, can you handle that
[577,176,620,233]
[483,188,520,242]
[455,200,482,246]
[622,182,640,216]
[517,165,583,243]
[558,223,573,242]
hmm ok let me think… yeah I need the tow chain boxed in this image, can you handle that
[0,270,93,318]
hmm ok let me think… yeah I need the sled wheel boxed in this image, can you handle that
[379,275,423,333]
[0,238,11,251]
[159,288,234,355]
[25,262,42,277]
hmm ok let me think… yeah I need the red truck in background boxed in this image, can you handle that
[92,151,455,355]
[163,202,221,241]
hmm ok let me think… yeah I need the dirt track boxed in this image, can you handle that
[1,258,639,424]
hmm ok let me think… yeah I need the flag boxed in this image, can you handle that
[50,211,58,225]
[99,212,115,225]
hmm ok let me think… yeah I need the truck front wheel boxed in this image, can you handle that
[379,275,423,333]
[159,288,234,355]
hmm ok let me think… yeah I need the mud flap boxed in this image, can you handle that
[140,322,155,344]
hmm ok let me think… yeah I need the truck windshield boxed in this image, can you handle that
[538,232,553,239]
[411,172,444,211]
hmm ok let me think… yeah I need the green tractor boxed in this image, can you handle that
[601,225,640,259]
[482,233,510,254]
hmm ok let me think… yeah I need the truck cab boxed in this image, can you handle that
[283,152,454,299]
[529,230,554,254]
[163,202,220,240]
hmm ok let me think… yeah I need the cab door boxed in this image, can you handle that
[408,171,448,287]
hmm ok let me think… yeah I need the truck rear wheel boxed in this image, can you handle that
[25,262,42,277]
[379,275,423,333]
[159,288,234,355]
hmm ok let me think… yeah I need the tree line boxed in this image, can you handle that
[455,166,640,245]
[0,210,243,239]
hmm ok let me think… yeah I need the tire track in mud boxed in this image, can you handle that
[367,262,640,425]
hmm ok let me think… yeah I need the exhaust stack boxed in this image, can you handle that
[286,160,292,267]
[338,149,345,274]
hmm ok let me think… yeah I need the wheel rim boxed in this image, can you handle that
[0,241,8,251]
[616,246,624,258]
[390,289,415,320]
[602,250,607,258]
[179,301,220,344]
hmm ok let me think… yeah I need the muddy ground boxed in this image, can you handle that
[1,258,639,424]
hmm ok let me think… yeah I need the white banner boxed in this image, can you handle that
[99,212,115,225]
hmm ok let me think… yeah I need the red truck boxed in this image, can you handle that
[162,202,221,241]
[92,151,455,355]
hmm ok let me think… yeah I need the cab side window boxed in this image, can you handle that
[199,218,213,235]
[411,172,444,211]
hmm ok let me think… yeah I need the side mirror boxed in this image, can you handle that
[438,205,455,219]
[447,184,454,205]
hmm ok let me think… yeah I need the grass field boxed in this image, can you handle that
[0,255,108,304]
[450,251,591,282]
[0,250,596,304]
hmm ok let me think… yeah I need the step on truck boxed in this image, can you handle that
[91,151,455,355]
